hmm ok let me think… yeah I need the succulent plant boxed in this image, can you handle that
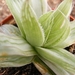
[0,0,75,74]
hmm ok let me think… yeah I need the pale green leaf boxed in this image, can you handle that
[21,0,45,46]
[41,58,70,75]
[6,0,47,37]
[36,47,75,74]
[39,0,72,47]
[30,0,47,18]
[6,0,25,37]
[0,25,35,56]
[0,25,36,67]
[56,27,75,48]
[39,11,53,42]
[0,55,33,67]
[57,0,72,17]
[56,20,75,48]
[43,9,70,47]
[0,32,36,56]
[0,24,20,36]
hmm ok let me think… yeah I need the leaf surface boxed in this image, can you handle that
[21,0,45,46]
[36,47,75,74]
[6,0,25,37]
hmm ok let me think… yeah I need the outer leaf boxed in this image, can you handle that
[6,0,25,37]
[57,0,72,17]
[0,25,35,67]
[0,25,36,56]
[36,47,75,74]
[0,32,36,56]
[41,58,70,75]
[0,24,20,36]
[0,55,33,67]
[21,0,45,46]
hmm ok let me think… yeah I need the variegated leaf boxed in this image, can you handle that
[21,0,45,46]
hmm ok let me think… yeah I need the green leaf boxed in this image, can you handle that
[0,33,35,67]
[57,0,72,17]
[56,27,75,48]
[6,0,25,37]
[39,0,72,47]
[42,9,70,47]
[41,58,70,75]
[56,21,75,48]
[0,55,33,67]
[0,32,36,56]
[0,25,36,67]
[6,0,47,38]
[36,47,75,74]
[21,0,45,46]
[39,11,53,42]
[0,25,35,57]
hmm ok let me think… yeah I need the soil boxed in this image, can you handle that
[0,64,41,75]
[0,0,75,75]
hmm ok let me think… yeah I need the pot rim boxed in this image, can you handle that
[0,14,14,26]
[70,15,75,21]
